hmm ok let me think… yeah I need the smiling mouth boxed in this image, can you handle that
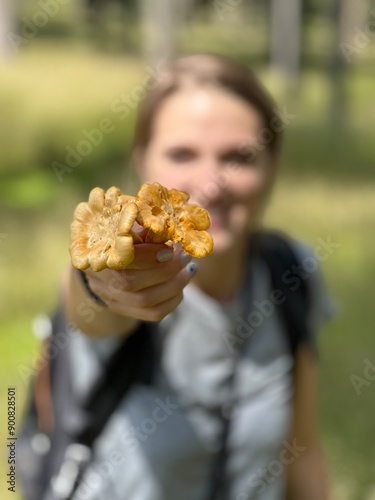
[206,207,230,229]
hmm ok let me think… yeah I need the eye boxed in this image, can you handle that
[166,148,196,163]
[222,151,257,166]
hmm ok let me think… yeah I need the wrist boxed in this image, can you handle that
[77,269,108,307]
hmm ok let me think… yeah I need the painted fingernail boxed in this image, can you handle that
[186,262,197,277]
[180,251,192,266]
[156,248,174,263]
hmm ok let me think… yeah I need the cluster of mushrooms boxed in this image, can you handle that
[69,183,213,272]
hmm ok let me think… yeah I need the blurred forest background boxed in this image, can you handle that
[0,0,374,499]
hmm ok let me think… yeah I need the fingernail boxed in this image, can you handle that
[186,262,197,277]
[180,251,192,266]
[156,248,174,263]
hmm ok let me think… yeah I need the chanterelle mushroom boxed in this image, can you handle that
[69,186,138,271]
[70,183,213,272]
[135,182,213,258]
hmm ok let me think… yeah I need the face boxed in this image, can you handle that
[137,87,277,255]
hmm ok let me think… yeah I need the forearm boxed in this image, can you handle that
[63,265,139,338]
[286,444,329,500]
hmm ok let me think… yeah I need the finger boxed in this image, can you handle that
[85,245,193,299]
[107,291,184,323]
[129,262,198,309]
[113,249,192,292]
[142,293,185,322]
[99,262,197,320]
[89,256,194,304]
[126,243,175,270]
[84,244,178,295]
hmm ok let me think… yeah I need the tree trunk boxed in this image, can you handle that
[328,0,369,129]
[0,0,15,60]
[270,0,302,85]
[140,0,193,64]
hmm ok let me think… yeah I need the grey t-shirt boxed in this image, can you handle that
[70,241,335,500]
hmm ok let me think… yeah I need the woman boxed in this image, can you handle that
[28,53,334,500]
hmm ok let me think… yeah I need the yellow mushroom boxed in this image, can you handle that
[69,186,138,271]
[135,182,213,258]
[69,182,213,271]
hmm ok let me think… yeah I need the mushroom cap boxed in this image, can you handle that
[135,182,213,257]
[69,182,213,272]
[69,186,138,271]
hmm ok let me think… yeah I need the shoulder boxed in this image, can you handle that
[257,230,336,336]
[289,238,336,334]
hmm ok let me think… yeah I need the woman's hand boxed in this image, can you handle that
[64,243,196,338]
[86,243,196,322]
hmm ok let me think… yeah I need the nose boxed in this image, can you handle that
[192,157,230,206]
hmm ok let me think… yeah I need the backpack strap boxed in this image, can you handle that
[257,230,311,356]
[43,316,155,500]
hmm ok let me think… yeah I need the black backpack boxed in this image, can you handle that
[18,231,311,500]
